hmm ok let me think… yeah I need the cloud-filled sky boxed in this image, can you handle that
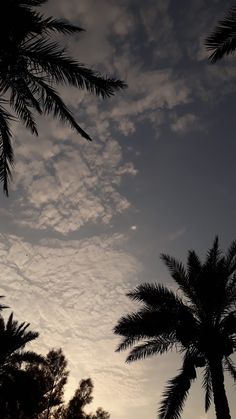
[1,0,236,418]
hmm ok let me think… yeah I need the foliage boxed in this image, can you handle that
[58,378,110,419]
[206,7,236,62]
[0,0,127,195]
[114,237,236,419]
[0,311,45,418]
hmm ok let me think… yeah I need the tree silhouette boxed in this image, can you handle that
[0,0,127,195]
[56,377,110,419]
[27,348,69,419]
[114,237,236,419]
[0,312,45,418]
[205,7,236,63]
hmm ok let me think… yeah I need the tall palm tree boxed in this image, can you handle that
[205,6,236,63]
[114,237,236,419]
[0,0,127,195]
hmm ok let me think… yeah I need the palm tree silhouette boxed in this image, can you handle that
[0,0,127,195]
[205,7,236,63]
[0,312,43,372]
[0,312,45,417]
[114,237,236,419]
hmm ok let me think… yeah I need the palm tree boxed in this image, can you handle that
[0,0,127,195]
[0,312,45,418]
[205,6,236,63]
[114,237,236,419]
[0,311,44,372]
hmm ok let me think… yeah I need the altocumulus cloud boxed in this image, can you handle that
[0,232,151,417]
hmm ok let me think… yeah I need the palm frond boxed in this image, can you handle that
[15,0,48,6]
[41,17,84,35]
[115,336,137,353]
[224,356,236,382]
[34,77,92,140]
[206,7,236,62]
[161,254,196,304]
[0,105,14,196]
[127,283,183,308]
[202,364,212,412]
[114,307,179,347]
[206,236,221,266]
[187,250,202,280]
[10,91,38,135]
[24,38,127,97]
[158,357,196,419]
[126,336,175,363]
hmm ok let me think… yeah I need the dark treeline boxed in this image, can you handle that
[0,304,109,419]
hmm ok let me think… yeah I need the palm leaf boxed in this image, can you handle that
[205,236,221,266]
[24,38,127,97]
[10,90,38,135]
[126,336,175,363]
[114,308,178,346]
[224,356,236,382]
[41,17,84,35]
[158,357,196,419]
[202,364,212,412]
[15,0,48,6]
[128,283,184,309]
[0,105,14,196]
[161,254,197,304]
[33,77,92,140]
[206,7,236,62]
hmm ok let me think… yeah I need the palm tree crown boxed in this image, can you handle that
[114,237,236,419]
[205,7,236,63]
[0,0,127,195]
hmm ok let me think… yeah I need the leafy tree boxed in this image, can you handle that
[205,7,236,62]
[63,378,93,419]
[28,348,69,419]
[0,0,127,195]
[114,237,236,419]
[56,377,110,419]
[89,407,110,419]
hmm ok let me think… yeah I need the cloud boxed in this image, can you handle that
[9,119,136,234]
[171,113,199,133]
[167,228,186,242]
[0,232,154,417]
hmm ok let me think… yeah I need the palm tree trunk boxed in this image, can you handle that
[209,356,231,419]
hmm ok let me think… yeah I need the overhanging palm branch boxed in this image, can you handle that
[0,0,127,195]
[206,7,236,62]
[202,363,212,412]
[0,105,14,196]
[224,356,236,382]
[126,336,175,362]
[158,356,196,419]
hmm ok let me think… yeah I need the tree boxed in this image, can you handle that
[114,237,236,419]
[0,312,45,418]
[205,7,236,63]
[63,378,93,419]
[0,0,127,195]
[58,377,110,419]
[27,348,69,419]
[89,407,110,419]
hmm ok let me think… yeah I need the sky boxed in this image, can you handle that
[1,0,236,418]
